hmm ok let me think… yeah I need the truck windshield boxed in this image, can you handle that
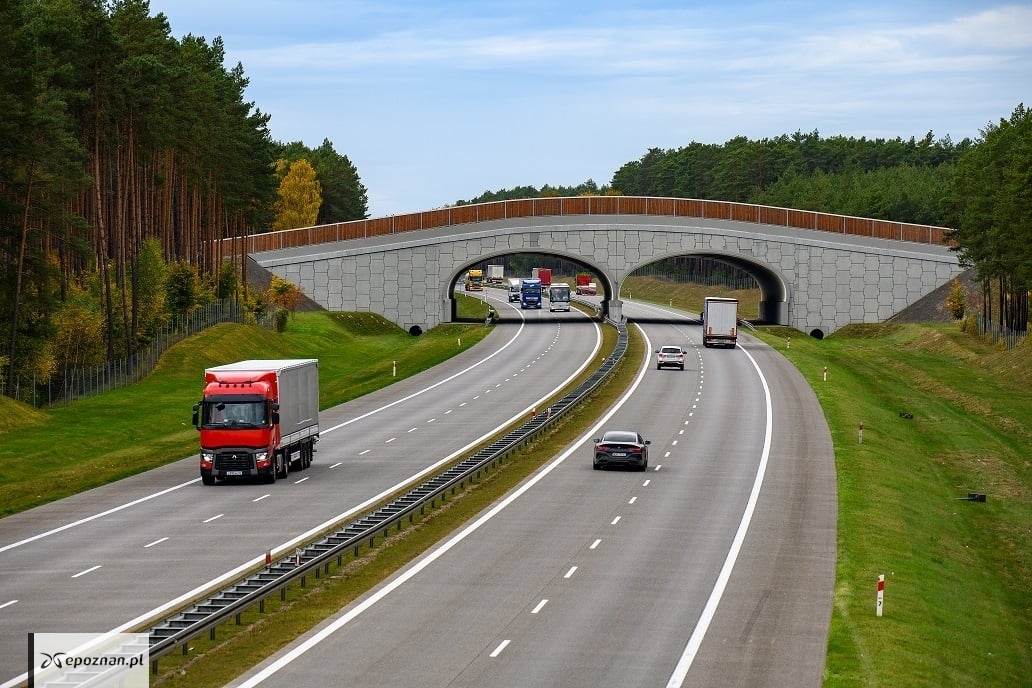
[204,401,266,427]
[549,287,570,301]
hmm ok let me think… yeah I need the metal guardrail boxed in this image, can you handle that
[146,319,629,671]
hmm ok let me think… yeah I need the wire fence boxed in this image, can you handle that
[975,317,1027,349]
[4,300,273,408]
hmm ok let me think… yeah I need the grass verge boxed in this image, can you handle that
[148,318,632,687]
[0,311,493,517]
[626,280,1031,686]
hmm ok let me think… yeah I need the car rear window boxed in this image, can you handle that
[661,347,681,354]
[603,431,639,443]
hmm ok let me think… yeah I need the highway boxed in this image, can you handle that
[0,292,602,687]
[227,299,836,687]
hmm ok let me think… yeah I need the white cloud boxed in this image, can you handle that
[149,0,1032,214]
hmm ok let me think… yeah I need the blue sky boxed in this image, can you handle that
[148,1,1031,217]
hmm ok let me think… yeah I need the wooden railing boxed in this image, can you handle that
[218,196,952,258]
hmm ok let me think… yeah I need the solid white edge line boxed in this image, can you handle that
[230,324,652,687]
[0,311,602,688]
[664,342,773,688]
[0,303,528,557]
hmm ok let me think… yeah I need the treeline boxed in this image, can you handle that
[0,0,367,395]
[456,107,1032,333]
[457,179,621,205]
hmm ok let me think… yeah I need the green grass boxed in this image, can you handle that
[621,274,761,318]
[147,309,629,688]
[4,290,1031,686]
[625,284,1032,686]
[0,311,493,516]
[756,324,1032,687]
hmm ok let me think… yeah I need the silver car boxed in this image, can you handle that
[655,345,686,370]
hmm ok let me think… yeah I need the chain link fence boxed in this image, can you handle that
[4,300,273,408]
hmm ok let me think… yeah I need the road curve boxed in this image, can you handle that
[227,301,836,688]
[0,296,602,687]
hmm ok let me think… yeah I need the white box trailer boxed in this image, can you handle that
[195,359,320,484]
[486,264,505,283]
[702,297,738,348]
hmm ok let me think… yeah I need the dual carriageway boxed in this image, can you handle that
[0,289,835,688]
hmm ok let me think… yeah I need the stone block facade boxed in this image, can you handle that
[256,215,962,337]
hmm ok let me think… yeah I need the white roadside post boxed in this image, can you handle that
[876,574,885,617]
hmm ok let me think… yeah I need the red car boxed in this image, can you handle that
[593,430,650,471]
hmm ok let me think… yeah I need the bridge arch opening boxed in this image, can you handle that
[625,253,789,325]
[445,251,615,323]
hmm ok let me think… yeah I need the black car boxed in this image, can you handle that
[593,430,650,470]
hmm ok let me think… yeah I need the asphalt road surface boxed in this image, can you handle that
[228,300,836,688]
[0,292,602,687]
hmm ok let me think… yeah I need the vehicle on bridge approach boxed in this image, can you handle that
[194,359,320,485]
[520,278,542,309]
[507,277,522,302]
[655,345,687,370]
[465,269,484,291]
[593,430,650,470]
[702,297,739,348]
[548,283,571,311]
[575,273,597,295]
[486,264,505,284]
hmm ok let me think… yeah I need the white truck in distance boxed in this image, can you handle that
[701,297,738,348]
[507,278,522,302]
[487,264,505,284]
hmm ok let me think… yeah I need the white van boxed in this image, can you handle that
[508,278,522,302]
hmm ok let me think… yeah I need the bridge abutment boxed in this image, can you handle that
[255,215,961,337]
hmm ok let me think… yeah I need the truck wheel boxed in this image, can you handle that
[275,452,288,479]
[201,470,215,486]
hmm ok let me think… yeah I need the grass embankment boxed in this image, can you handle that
[147,305,629,687]
[621,274,761,318]
[0,309,493,517]
[626,280,1032,686]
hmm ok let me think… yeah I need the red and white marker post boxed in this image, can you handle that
[876,574,885,617]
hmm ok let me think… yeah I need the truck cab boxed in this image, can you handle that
[508,278,522,302]
[520,278,542,309]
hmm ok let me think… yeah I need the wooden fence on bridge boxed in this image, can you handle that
[209,196,952,262]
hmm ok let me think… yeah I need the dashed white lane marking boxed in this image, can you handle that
[490,639,510,658]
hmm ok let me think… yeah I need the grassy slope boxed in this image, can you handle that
[4,287,1030,685]
[622,276,1031,686]
[0,311,492,516]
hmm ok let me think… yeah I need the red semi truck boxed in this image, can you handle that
[575,273,596,295]
[193,359,320,485]
[532,267,552,287]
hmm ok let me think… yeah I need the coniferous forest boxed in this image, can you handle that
[1,0,1028,400]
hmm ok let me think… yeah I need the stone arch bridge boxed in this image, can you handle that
[221,196,961,337]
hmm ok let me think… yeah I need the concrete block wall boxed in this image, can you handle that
[258,216,962,337]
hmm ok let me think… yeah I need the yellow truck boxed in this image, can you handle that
[465,269,484,291]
